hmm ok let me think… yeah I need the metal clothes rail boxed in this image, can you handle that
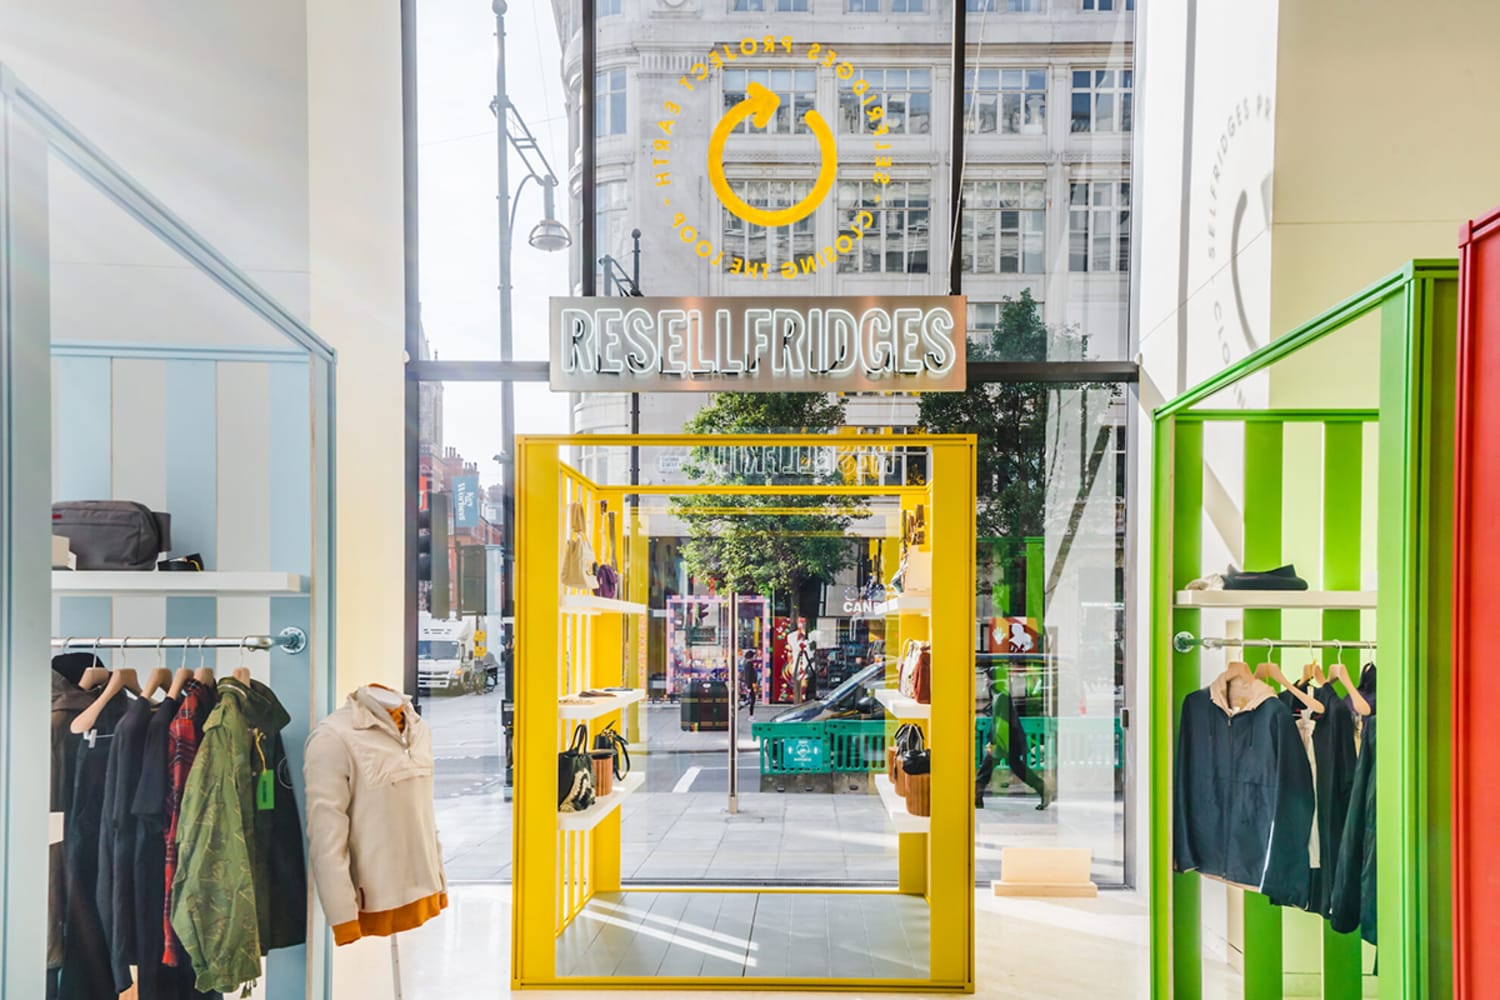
[51,627,308,655]
[1173,631,1378,655]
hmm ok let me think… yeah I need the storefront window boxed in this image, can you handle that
[414,0,1136,897]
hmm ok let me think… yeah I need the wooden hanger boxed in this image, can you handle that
[1298,641,1327,688]
[232,637,252,685]
[1256,643,1323,713]
[192,636,215,685]
[70,640,142,734]
[139,638,172,701]
[1327,644,1372,717]
[166,666,191,701]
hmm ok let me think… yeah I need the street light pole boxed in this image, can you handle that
[493,0,517,642]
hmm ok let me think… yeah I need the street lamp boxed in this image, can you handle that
[493,0,569,642]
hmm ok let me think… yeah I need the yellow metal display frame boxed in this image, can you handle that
[511,433,976,992]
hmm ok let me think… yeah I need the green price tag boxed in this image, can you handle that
[256,768,275,811]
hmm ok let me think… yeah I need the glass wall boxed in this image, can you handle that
[414,0,1135,888]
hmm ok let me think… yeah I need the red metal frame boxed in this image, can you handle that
[1454,205,1500,998]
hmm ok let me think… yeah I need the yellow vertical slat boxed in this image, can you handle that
[927,440,977,989]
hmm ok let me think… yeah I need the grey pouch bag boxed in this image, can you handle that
[51,501,171,570]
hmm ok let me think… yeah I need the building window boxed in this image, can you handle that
[968,0,1044,12]
[1068,180,1130,272]
[723,69,818,135]
[964,69,1047,135]
[599,0,622,13]
[595,69,626,137]
[595,181,631,288]
[731,0,765,9]
[837,180,930,274]
[721,180,817,272]
[849,0,880,9]
[777,0,810,10]
[1070,68,1133,133]
[892,0,927,9]
[839,69,932,135]
[1082,0,1133,8]
[961,180,1045,275]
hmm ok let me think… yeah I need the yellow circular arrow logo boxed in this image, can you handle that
[708,82,837,228]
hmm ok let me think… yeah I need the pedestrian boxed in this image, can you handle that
[740,649,760,718]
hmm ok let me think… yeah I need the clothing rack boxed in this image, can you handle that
[51,626,308,654]
[1173,631,1377,655]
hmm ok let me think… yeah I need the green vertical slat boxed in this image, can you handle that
[1377,286,1417,1000]
[1024,535,1044,627]
[1156,418,1203,999]
[1322,421,1365,999]
[1243,421,1285,1000]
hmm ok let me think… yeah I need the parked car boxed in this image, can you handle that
[765,660,994,724]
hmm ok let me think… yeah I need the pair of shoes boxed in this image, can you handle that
[1222,563,1309,591]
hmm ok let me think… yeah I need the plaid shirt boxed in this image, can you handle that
[163,680,215,967]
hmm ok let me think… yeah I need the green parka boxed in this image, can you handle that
[169,678,305,994]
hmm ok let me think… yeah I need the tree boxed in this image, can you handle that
[917,289,1118,609]
[672,392,860,623]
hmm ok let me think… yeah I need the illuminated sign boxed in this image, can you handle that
[549,295,966,393]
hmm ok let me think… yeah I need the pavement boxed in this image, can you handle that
[423,692,1124,884]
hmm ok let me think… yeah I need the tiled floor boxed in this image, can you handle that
[556,891,930,979]
[395,883,1244,998]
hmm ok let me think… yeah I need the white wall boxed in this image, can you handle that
[0,0,410,995]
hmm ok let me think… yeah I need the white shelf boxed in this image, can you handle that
[52,571,307,597]
[561,593,650,616]
[1174,590,1377,610]
[558,771,645,832]
[873,774,929,833]
[873,687,930,721]
[872,594,932,615]
[558,688,646,720]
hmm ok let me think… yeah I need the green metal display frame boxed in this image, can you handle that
[1149,262,1459,999]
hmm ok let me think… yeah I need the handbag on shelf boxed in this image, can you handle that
[51,500,173,571]
[897,642,931,704]
[593,508,619,599]
[561,502,598,591]
[592,721,631,780]
[887,508,932,595]
[889,723,919,784]
[557,723,597,812]
[902,744,932,817]
[892,723,925,797]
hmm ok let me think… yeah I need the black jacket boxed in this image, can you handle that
[98,696,153,991]
[1278,684,1359,918]
[1174,671,1315,909]
[1331,714,1377,944]
[240,679,308,953]
[58,693,125,1000]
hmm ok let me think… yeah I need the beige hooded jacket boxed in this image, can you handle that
[303,687,447,945]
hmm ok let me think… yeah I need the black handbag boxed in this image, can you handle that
[558,723,596,811]
[901,746,932,775]
[592,722,631,780]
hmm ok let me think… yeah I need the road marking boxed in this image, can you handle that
[673,766,702,794]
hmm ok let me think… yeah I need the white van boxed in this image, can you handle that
[418,614,477,694]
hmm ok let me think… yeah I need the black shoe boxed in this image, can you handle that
[1222,563,1309,591]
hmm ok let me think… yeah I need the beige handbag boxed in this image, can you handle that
[561,502,598,590]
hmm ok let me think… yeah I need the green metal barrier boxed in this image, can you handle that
[755,717,1000,776]
[751,721,827,774]
[826,719,887,772]
[1017,716,1121,770]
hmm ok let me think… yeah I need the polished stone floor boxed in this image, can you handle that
[394,884,1263,998]
[556,891,930,979]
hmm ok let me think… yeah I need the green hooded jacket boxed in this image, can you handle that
[169,678,303,995]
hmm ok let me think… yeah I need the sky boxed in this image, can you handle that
[417,0,574,481]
